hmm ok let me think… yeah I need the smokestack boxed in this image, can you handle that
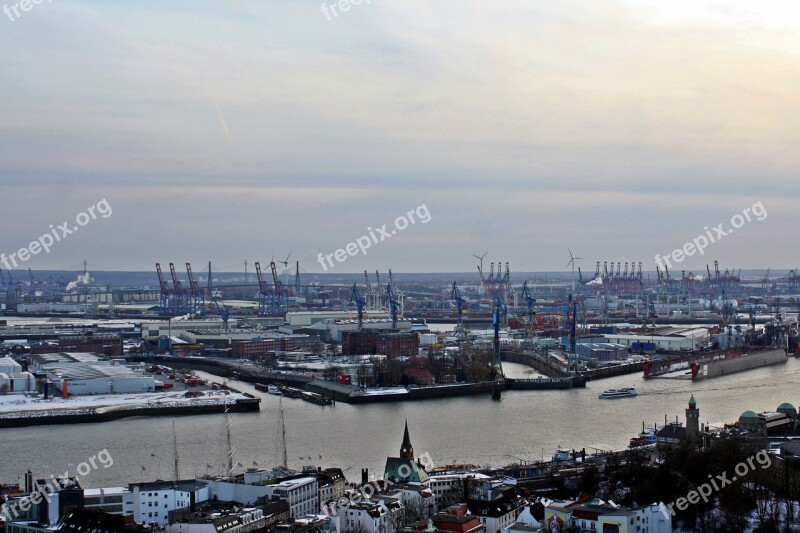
[361,468,368,485]
[24,470,33,493]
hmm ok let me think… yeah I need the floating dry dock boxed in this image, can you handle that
[693,347,787,380]
[0,389,260,428]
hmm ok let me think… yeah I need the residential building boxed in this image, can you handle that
[123,480,210,526]
[317,468,347,506]
[208,474,318,518]
[336,501,390,533]
[168,506,265,533]
[544,498,671,533]
[83,487,127,515]
[466,490,525,533]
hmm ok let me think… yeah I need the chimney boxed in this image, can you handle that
[24,470,33,493]
[361,469,369,485]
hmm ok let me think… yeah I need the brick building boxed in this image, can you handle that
[31,333,123,358]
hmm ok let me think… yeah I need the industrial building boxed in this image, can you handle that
[231,336,323,358]
[341,331,419,357]
[30,333,123,357]
[28,352,111,372]
[0,371,35,393]
[602,333,698,352]
[46,365,156,395]
[0,355,22,374]
[324,318,412,344]
[179,329,321,351]
[576,343,629,362]
[286,311,390,327]
[141,319,240,338]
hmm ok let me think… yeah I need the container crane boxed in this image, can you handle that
[451,281,466,339]
[185,263,205,316]
[520,281,536,340]
[212,297,230,329]
[492,293,507,377]
[386,283,399,329]
[477,265,487,298]
[375,271,383,309]
[255,262,270,316]
[350,283,366,330]
[156,263,173,314]
[270,261,288,315]
[364,270,373,310]
[168,263,188,314]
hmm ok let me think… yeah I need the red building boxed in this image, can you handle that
[31,332,123,358]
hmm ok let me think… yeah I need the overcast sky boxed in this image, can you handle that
[1,0,798,275]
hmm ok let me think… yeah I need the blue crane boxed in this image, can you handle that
[350,283,366,330]
[386,283,399,329]
[492,293,507,376]
[451,281,466,339]
[212,297,230,330]
[520,280,536,339]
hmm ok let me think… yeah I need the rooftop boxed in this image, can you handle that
[129,479,208,492]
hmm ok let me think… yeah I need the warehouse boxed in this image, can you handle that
[46,365,156,395]
[0,372,35,393]
[0,355,22,374]
[28,352,110,372]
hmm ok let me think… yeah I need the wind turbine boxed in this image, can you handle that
[277,252,292,288]
[472,251,488,273]
[567,249,581,292]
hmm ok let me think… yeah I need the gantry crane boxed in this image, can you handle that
[386,283,400,329]
[451,281,466,340]
[185,263,206,316]
[350,283,366,330]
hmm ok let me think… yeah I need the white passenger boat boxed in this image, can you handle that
[598,387,637,399]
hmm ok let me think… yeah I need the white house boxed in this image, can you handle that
[123,480,210,526]
[207,475,318,518]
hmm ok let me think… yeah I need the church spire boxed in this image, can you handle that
[400,419,414,459]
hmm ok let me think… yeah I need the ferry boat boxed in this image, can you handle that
[629,423,659,448]
[552,448,572,462]
[598,387,637,399]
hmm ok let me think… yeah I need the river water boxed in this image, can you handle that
[3,358,799,489]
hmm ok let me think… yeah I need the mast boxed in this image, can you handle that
[173,421,180,484]
[225,401,235,476]
[277,398,288,469]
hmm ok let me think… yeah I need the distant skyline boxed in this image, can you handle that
[1,1,798,273]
